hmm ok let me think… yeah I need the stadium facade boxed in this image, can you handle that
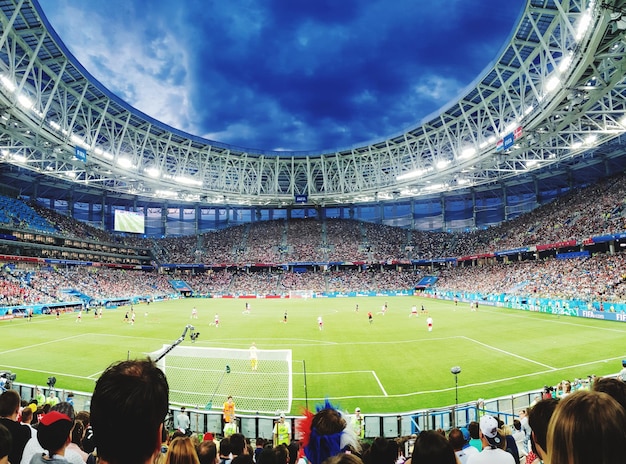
[0,0,625,237]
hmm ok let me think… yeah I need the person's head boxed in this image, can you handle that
[479,415,504,449]
[411,430,457,464]
[37,411,74,455]
[447,428,465,451]
[219,437,232,457]
[273,444,290,464]
[512,419,521,432]
[230,433,247,456]
[354,408,361,417]
[75,410,90,426]
[196,440,218,464]
[547,390,626,464]
[165,436,200,464]
[321,453,364,464]
[20,407,33,424]
[527,397,559,459]
[0,390,21,419]
[231,455,254,464]
[467,421,480,440]
[298,402,360,464]
[91,359,169,464]
[593,376,626,411]
[363,437,397,464]
[256,447,276,464]
[0,423,11,464]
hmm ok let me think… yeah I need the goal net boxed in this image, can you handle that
[151,345,292,415]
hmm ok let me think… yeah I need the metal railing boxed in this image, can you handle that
[13,382,540,440]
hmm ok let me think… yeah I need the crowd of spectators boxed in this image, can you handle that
[2,348,626,464]
[3,170,626,306]
[434,252,626,302]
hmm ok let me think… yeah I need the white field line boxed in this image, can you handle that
[296,354,626,402]
[372,371,388,396]
[461,336,557,370]
[0,334,87,355]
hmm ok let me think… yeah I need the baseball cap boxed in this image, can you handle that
[479,415,502,448]
[37,411,73,453]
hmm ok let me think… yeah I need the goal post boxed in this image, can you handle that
[151,345,293,415]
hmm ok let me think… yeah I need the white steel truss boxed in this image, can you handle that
[0,0,625,207]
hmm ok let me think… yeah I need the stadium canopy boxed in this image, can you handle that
[0,0,625,210]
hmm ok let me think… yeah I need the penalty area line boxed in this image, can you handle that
[371,371,388,396]
[462,336,556,370]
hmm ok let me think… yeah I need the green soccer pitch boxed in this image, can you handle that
[1,295,625,414]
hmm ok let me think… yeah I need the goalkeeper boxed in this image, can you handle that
[249,342,258,371]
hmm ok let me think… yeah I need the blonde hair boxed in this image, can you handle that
[546,390,626,464]
[165,437,201,464]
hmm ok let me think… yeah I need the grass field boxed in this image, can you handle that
[1,295,625,414]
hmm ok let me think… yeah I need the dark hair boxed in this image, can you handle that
[0,390,20,417]
[71,420,85,445]
[447,428,465,451]
[527,398,559,456]
[219,437,232,457]
[91,359,169,464]
[20,407,33,423]
[411,430,456,464]
[363,437,397,464]
[196,441,217,464]
[273,444,289,464]
[0,423,12,460]
[593,377,626,411]
[256,447,276,464]
[230,433,247,455]
[468,421,480,440]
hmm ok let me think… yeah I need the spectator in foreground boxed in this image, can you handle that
[592,376,626,411]
[0,390,31,464]
[466,415,514,464]
[296,401,360,464]
[196,440,218,464]
[406,430,457,464]
[31,411,74,464]
[448,427,478,464]
[165,436,200,464]
[525,398,559,464]
[546,390,626,464]
[321,454,364,464]
[21,402,84,464]
[90,359,169,464]
[0,423,11,464]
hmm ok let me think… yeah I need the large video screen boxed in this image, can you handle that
[114,210,145,234]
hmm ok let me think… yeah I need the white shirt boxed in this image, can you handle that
[456,446,479,464]
[466,447,515,464]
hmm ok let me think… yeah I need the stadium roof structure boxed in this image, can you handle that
[0,0,625,209]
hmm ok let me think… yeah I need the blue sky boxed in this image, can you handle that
[37,0,524,153]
